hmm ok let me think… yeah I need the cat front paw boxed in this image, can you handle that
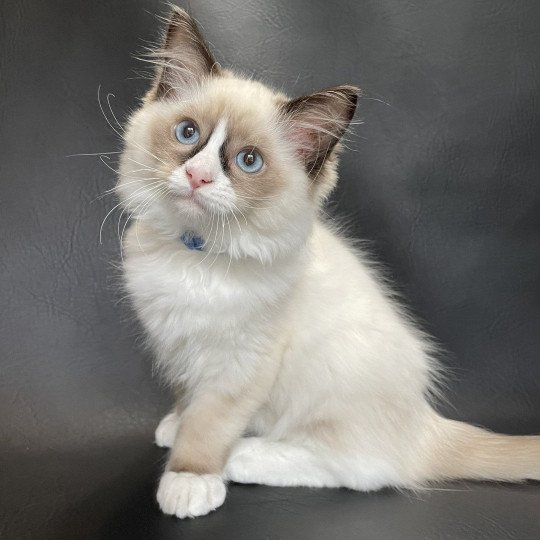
[156,471,226,518]
[155,412,181,448]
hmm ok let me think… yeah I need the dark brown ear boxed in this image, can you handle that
[282,85,358,177]
[151,7,220,99]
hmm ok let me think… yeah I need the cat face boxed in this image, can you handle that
[118,7,357,259]
[131,77,292,220]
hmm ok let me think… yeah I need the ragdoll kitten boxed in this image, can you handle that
[118,7,539,518]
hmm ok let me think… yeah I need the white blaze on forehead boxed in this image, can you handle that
[185,117,228,178]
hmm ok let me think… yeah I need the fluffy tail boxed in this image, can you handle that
[423,415,540,483]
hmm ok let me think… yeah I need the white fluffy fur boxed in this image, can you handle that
[124,215,438,491]
[117,7,539,519]
[157,471,226,518]
[155,412,181,448]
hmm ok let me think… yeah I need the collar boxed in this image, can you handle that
[180,231,205,251]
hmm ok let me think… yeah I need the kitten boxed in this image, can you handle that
[118,6,540,519]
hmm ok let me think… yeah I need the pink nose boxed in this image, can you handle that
[186,165,212,189]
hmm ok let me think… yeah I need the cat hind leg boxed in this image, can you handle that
[224,437,341,488]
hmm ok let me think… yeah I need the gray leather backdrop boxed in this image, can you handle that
[1,0,539,538]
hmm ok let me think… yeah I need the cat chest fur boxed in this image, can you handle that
[122,222,298,386]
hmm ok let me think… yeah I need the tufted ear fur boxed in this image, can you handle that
[149,7,221,100]
[282,86,358,178]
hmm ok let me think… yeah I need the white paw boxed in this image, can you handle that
[224,437,266,484]
[157,471,226,518]
[155,412,180,448]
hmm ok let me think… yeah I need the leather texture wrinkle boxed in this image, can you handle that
[0,0,538,538]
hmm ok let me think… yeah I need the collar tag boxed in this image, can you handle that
[180,231,204,251]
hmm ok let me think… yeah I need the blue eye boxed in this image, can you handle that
[175,119,200,144]
[236,148,264,173]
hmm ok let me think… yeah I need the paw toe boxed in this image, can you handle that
[157,471,226,518]
[154,413,180,448]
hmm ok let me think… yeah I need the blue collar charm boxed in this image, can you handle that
[180,231,205,251]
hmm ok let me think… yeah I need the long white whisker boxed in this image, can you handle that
[97,85,168,167]
[196,212,220,267]
[224,216,233,277]
[117,182,164,251]
[203,209,216,249]
[99,181,163,244]
[99,155,156,179]
[120,185,168,259]
[106,92,125,132]
[123,156,162,173]
[66,151,122,157]
[93,178,161,203]
[208,214,225,270]
[230,202,246,230]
